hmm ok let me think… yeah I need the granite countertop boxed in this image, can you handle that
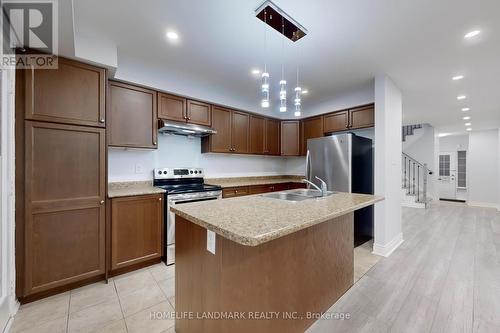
[205,175,305,188]
[171,191,383,246]
[108,181,166,198]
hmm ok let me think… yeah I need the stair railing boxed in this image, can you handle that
[402,152,433,207]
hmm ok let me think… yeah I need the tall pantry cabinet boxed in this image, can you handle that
[16,58,107,300]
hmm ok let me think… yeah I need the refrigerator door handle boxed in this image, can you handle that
[305,149,312,184]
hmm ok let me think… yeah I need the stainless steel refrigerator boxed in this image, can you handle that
[306,133,374,245]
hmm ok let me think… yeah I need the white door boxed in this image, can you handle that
[438,152,457,200]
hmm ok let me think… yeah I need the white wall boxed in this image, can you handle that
[439,134,469,152]
[468,129,499,207]
[108,134,293,182]
[373,75,403,257]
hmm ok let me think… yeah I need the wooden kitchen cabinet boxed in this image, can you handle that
[22,121,106,296]
[265,118,280,155]
[187,100,211,126]
[281,121,301,156]
[110,194,163,271]
[157,92,186,122]
[350,104,374,129]
[249,115,265,154]
[108,81,158,149]
[222,186,250,198]
[302,116,324,155]
[231,111,250,153]
[25,57,106,127]
[202,106,232,153]
[324,111,349,134]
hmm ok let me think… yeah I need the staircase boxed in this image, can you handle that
[402,152,432,208]
[402,124,422,142]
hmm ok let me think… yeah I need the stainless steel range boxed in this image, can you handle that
[153,168,222,265]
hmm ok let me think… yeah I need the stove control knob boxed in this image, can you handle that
[190,170,193,174]
[158,171,162,175]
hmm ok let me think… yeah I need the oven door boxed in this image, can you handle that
[165,191,221,265]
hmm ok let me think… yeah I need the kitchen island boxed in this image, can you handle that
[171,191,383,333]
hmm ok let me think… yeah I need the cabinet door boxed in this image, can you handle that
[302,116,324,154]
[323,111,349,134]
[249,115,265,154]
[24,121,105,295]
[222,187,249,198]
[25,57,106,127]
[111,194,163,270]
[265,118,281,155]
[187,100,211,126]
[108,81,158,149]
[281,121,301,156]
[205,106,232,153]
[158,93,186,122]
[231,111,250,153]
[350,105,374,129]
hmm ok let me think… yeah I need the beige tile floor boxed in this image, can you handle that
[10,240,379,333]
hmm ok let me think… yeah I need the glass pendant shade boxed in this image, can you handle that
[294,86,301,116]
[261,72,270,108]
[279,80,287,112]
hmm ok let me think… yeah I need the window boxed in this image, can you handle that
[439,155,450,177]
[457,150,467,188]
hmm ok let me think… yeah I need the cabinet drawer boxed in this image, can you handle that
[222,186,249,198]
[288,182,307,190]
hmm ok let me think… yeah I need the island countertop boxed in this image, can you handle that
[171,192,383,246]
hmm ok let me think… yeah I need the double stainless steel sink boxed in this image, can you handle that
[261,189,335,202]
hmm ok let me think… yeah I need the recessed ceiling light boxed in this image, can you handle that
[452,75,464,81]
[464,30,481,39]
[251,69,261,75]
[438,133,450,137]
[166,31,179,40]
[463,116,471,120]
[302,90,309,94]
[464,122,472,126]
[461,107,470,112]
[466,128,472,131]
[457,95,467,100]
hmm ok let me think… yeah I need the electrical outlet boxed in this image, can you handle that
[135,164,144,174]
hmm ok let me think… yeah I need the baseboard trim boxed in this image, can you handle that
[372,233,404,257]
[468,201,499,210]
[401,202,425,209]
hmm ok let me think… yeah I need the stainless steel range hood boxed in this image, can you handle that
[158,119,217,137]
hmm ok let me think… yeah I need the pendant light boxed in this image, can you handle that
[294,68,301,117]
[279,17,287,113]
[261,10,270,109]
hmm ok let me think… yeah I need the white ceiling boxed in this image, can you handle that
[70,0,500,133]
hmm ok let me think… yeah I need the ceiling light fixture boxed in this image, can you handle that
[457,95,467,100]
[260,10,270,109]
[166,31,179,40]
[279,17,287,113]
[461,107,470,112]
[464,30,481,39]
[302,90,309,94]
[466,128,472,131]
[251,69,261,75]
[463,116,471,120]
[452,75,464,81]
[438,133,450,138]
[464,122,472,126]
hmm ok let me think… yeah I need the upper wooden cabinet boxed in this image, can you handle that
[187,100,211,126]
[265,118,280,155]
[281,121,301,156]
[202,107,249,154]
[157,93,186,122]
[323,111,349,134]
[302,116,324,155]
[249,115,265,154]
[350,105,374,129]
[108,81,158,149]
[110,194,163,271]
[231,111,250,153]
[25,57,106,127]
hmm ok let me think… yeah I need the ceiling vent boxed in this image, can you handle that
[255,1,308,42]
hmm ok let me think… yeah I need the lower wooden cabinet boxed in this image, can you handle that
[222,186,250,198]
[223,182,305,198]
[110,194,163,271]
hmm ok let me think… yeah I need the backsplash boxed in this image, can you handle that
[108,134,305,182]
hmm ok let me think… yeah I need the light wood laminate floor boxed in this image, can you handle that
[307,203,500,333]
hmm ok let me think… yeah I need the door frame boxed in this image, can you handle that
[0,67,19,331]
[438,151,458,201]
